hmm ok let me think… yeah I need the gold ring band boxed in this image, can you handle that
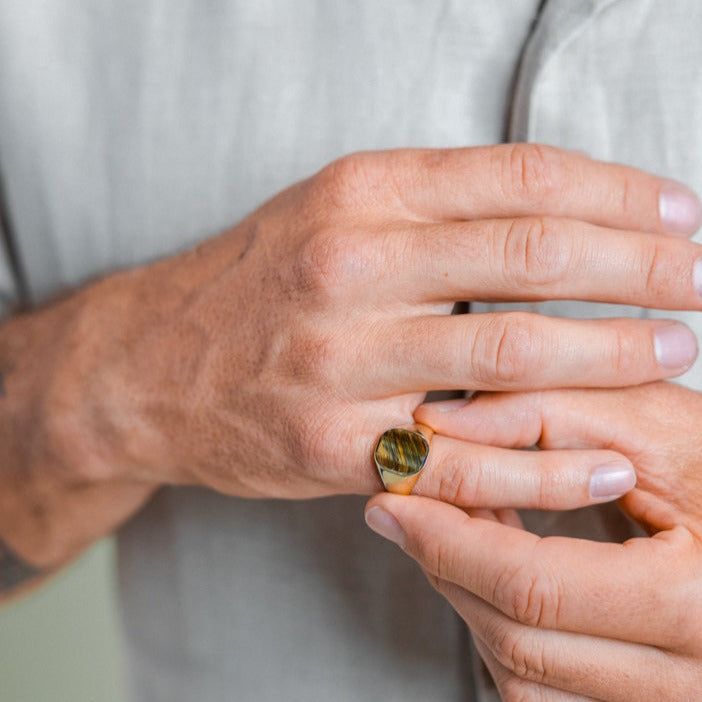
[374,424,434,495]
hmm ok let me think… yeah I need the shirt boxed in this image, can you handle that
[1,2,701,700]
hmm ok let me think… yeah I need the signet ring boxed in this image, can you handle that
[373,424,434,495]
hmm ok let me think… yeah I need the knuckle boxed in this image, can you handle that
[316,152,378,208]
[435,459,474,506]
[413,521,466,581]
[472,313,542,387]
[497,143,559,204]
[493,563,561,629]
[642,241,665,297]
[500,678,547,702]
[602,320,664,380]
[494,629,548,683]
[433,448,494,506]
[428,537,453,581]
[639,240,679,300]
[292,231,366,295]
[605,324,633,377]
[501,216,572,288]
[617,173,635,221]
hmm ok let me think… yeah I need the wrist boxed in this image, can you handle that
[44,268,173,486]
[0,272,162,565]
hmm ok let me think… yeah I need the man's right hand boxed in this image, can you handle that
[2,144,702,579]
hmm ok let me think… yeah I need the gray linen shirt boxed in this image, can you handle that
[1,2,701,700]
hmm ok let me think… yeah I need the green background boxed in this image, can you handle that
[0,539,126,702]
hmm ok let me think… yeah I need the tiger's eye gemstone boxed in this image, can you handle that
[374,428,430,495]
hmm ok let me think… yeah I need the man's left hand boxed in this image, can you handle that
[365,382,702,700]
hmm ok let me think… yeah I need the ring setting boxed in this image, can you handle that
[374,424,433,495]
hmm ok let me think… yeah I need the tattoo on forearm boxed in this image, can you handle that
[0,538,43,593]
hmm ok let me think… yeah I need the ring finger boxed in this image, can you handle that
[410,434,635,509]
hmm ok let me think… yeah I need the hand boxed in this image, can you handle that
[361,383,702,700]
[65,144,702,506]
[416,381,702,522]
[5,144,702,568]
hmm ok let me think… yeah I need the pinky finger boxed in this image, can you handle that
[471,635,598,702]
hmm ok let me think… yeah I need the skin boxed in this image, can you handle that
[2,143,702,601]
[365,383,702,700]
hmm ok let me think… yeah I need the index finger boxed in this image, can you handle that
[365,493,700,651]
[354,144,702,235]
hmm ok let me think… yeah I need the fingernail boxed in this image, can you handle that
[654,322,698,369]
[589,462,636,500]
[695,259,702,296]
[365,506,406,548]
[660,182,702,236]
[426,398,471,413]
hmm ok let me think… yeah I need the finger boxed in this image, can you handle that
[414,384,702,524]
[357,144,702,235]
[412,434,636,509]
[446,581,685,702]
[415,390,590,449]
[396,217,702,306]
[369,315,697,395]
[364,495,699,650]
[414,383,688,453]
[470,634,598,702]
[464,508,501,521]
[465,508,525,529]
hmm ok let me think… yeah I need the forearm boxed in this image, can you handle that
[0,274,159,601]
[0,212,296,604]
